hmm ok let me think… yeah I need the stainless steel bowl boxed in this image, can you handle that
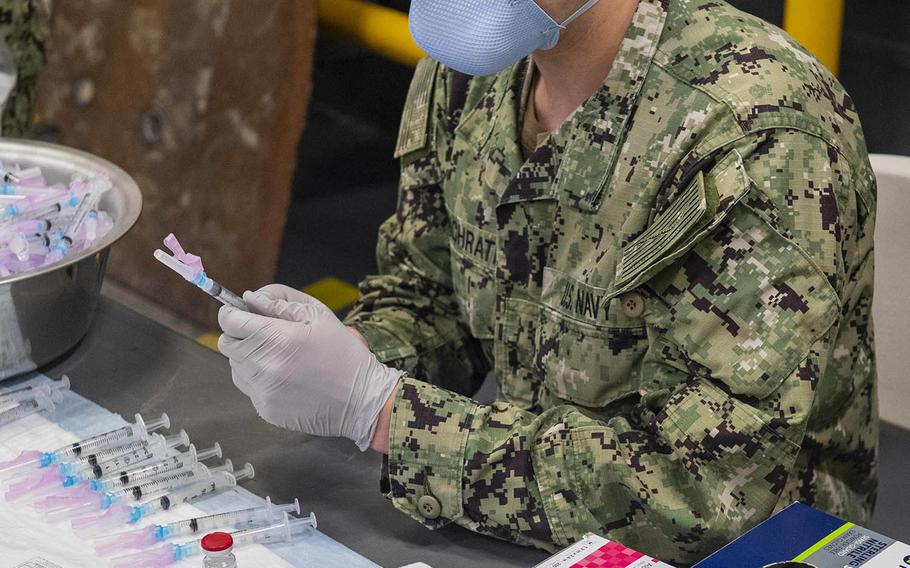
[0,139,142,380]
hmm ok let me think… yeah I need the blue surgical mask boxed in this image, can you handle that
[409,0,601,76]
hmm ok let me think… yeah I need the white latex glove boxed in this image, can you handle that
[217,284,403,451]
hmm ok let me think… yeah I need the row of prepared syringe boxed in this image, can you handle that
[0,389,315,565]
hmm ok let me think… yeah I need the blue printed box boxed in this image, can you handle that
[694,502,909,568]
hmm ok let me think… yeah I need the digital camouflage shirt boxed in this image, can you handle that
[345,0,877,565]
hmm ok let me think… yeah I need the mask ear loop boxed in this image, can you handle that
[558,0,601,28]
[540,0,599,47]
[535,0,600,47]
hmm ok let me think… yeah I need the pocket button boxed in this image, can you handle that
[417,495,442,520]
[621,292,645,318]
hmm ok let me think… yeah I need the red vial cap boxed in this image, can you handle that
[201,532,234,552]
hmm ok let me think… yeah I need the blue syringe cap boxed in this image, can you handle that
[101,492,116,509]
[129,506,145,524]
[174,542,196,561]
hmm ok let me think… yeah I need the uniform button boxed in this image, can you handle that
[621,292,645,318]
[417,495,442,520]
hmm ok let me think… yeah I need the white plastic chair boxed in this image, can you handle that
[870,154,910,430]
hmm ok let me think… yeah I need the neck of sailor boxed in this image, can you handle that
[531,0,640,132]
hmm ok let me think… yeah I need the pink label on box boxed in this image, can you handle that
[571,540,644,567]
[534,533,675,568]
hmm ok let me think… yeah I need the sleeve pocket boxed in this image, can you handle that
[645,202,840,400]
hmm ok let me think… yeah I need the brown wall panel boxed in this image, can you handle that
[35,0,317,325]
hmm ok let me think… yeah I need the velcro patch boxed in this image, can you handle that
[613,149,751,291]
[616,171,709,286]
[394,58,438,159]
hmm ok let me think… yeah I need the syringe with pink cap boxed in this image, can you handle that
[0,191,83,225]
[5,430,189,502]
[38,460,237,522]
[0,413,170,481]
[154,233,248,310]
[73,463,255,536]
[110,510,316,568]
[79,442,222,494]
[93,495,298,556]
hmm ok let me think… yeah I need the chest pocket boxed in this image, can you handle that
[534,268,649,407]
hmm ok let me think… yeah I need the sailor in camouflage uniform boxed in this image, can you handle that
[219,0,877,565]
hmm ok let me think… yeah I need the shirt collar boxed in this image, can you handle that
[452,0,669,208]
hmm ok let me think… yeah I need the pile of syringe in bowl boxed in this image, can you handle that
[0,163,115,277]
[0,376,316,567]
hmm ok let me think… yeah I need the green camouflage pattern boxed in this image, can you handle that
[0,0,49,137]
[345,0,877,565]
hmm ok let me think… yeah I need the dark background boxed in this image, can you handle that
[278,0,910,287]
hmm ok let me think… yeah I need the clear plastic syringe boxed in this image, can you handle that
[84,443,222,493]
[6,430,190,502]
[58,429,190,480]
[0,192,81,225]
[111,511,317,568]
[0,412,170,480]
[0,182,62,197]
[94,496,300,556]
[42,460,236,521]
[46,191,99,261]
[127,463,254,522]
[0,219,51,245]
[54,435,205,496]
[153,247,248,310]
[0,390,62,428]
[75,463,256,536]
[0,376,70,407]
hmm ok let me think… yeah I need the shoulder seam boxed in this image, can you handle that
[652,50,853,157]
[652,49,747,135]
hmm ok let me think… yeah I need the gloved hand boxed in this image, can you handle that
[217,284,403,451]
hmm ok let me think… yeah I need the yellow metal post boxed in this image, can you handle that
[318,0,425,67]
[783,0,845,74]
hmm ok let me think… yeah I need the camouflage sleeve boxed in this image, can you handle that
[345,58,491,396]
[0,0,49,137]
[384,131,866,566]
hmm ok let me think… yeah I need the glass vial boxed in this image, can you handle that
[202,532,237,568]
